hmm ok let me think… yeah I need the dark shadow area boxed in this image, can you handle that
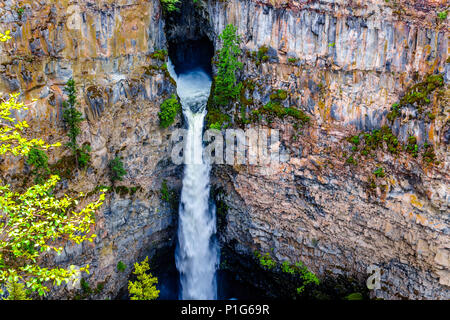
[164,0,214,76]
[168,37,214,76]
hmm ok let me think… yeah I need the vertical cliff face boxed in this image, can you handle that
[0,0,181,298]
[203,0,449,299]
[0,0,448,300]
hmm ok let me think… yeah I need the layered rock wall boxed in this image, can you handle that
[205,0,449,299]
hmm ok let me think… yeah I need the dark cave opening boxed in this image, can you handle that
[164,0,215,76]
[168,37,214,76]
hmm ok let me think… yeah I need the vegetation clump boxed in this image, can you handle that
[160,0,180,13]
[109,156,127,183]
[348,126,400,158]
[422,142,438,164]
[128,257,159,300]
[254,250,320,296]
[387,74,444,121]
[26,147,50,184]
[150,49,168,61]
[117,261,127,272]
[406,136,418,158]
[373,167,386,178]
[247,45,270,66]
[249,90,310,129]
[158,94,181,128]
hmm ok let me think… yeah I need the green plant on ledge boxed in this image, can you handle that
[109,156,127,184]
[160,0,180,13]
[158,94,181,128]
[117,261,127,272]
[254,251,276,270]
[406,136,419,158]
[437,10,447,21]
[26,147,50,184]
[373,167,386,178]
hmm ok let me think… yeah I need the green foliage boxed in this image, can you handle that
[422,142,437,164]
[251,100,310,128]
[2,279,30,300]
[386,103,400,122]
[160,180,178,210]
[160,180,170,202]
[109,156,127,183]
[80,278,92,295]
[349,126,399,158]
[150,49,168,61]
[293,261,320,294]
[16,7,25,19]
[345,155,357,166]
[287,57,299,64]
[437,10,447,21]
[269,89,288,101]
[406,136,418,158]
[128,257,159,300]
[117,261,127,272]
[62,78,90,168]
[345,292,364,300]
[78,144,91,168]
[386,74,444,121]
[255,251,276,270]
[26,147,50,184]
[1,93,60,156]
[158,94,181,128]
[0,175,105,296]
[373,167,385,178]
[63,78,82,152]
[213,24,243,106]
[160,0,180,13]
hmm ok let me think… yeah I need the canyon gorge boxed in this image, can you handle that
[0,0,448,300]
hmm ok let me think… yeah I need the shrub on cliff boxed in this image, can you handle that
[128,257,160,300]
[109,156,127,183]
[160,0,180,13]
[158,94,181,128]
[26,147,50,184]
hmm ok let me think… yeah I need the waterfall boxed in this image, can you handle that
[168,60,219,300]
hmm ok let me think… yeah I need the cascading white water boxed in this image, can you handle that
[168,60,219,300]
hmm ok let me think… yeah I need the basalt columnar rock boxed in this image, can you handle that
[0,0,448,300]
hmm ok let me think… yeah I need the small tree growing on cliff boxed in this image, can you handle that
[128,257,160,300]
[213,24,243,106]
[109,156,127,184]
[62,78,90,168]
